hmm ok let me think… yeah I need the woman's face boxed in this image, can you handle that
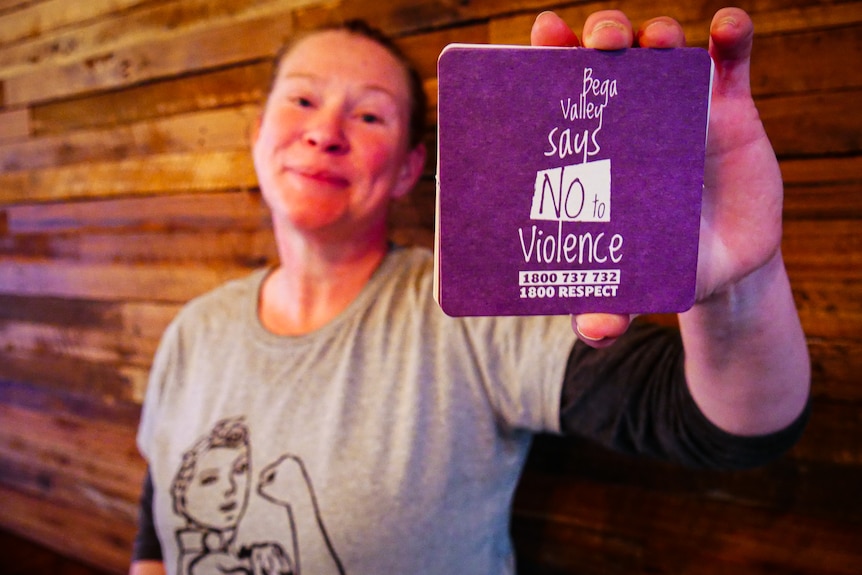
[183,446,250,530]
[253,30,423,240]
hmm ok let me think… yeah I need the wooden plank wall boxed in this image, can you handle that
[0,0,859,573]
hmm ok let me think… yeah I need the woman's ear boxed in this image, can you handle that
[392,142,427,199]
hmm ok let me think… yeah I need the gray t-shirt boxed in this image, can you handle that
[138,246,576,575]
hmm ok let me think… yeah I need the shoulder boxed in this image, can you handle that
[168,268,268,338]
[142,269,267,410]
[372,245,435,306]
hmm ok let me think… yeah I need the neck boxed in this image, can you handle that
[259,221,390,335]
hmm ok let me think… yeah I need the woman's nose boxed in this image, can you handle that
[303,110,349,153]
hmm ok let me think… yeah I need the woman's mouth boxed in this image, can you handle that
[288,166,350,188]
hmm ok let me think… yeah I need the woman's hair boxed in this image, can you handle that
[268,19,427,149]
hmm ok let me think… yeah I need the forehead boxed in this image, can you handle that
[276,30,410,99]
[198,444,245,462]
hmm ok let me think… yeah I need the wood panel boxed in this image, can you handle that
[2,190,272,233]
[0,108,28,143]
[0,526,112,575]
[0,0,150,46]
[4,14,290,106]
[0,104,259,172]
[513,464,862,574]
[0,150,258,204]
[0,484,138,574]
[0,402,144,511]
[30,62,270,136]
[0,0,859,573]
[0,0,318,77]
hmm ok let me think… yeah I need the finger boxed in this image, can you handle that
[709,7,754,98]
[582,10,634,50]
[531,11,580,47]
[251,550,265,575]
[572,313,633,348]
[636,16,686,48]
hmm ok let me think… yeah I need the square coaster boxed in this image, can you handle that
[434,44,713,316]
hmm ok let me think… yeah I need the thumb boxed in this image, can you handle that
[572,313,633,348]
[709,7,754,99]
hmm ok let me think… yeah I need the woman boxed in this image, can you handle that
[130,8,810,575]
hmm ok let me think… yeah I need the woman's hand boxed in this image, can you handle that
[531,9,784,347]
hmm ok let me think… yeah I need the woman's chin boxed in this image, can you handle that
[280,202,351,234]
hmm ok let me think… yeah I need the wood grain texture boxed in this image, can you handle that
[0,0,859,573]
[0,107,28,143]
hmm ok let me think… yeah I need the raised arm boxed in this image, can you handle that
[532,8,810,436]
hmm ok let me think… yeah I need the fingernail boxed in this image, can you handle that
[534,10,557,25]
[718,16,739,29]
[592,19,627,34]
[575,324,605,342]
[586,19,631,47]
[645,19,674,33]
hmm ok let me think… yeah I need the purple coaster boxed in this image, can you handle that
[435,45,713,316]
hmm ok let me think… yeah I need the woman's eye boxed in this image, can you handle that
[198,471,219,486]
[291,96,313,108]
[359,113,382,124]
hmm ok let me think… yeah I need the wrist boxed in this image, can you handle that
[680,250,810,435]
[691,249,787,328]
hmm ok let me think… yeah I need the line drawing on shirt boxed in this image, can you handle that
[258,454,347,575]
[170,417,292,574]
